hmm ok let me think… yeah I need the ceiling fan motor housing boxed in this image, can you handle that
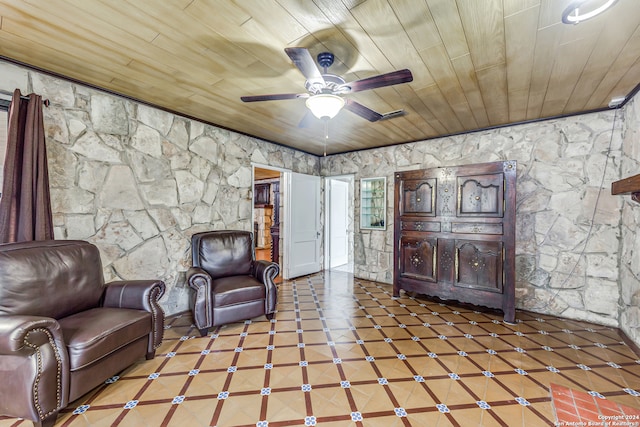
[306,73,347,94]
[317,52,335,70]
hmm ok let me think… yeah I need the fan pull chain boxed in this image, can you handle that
[323,119,329,156]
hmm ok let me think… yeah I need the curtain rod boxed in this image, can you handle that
[0,89,50,106]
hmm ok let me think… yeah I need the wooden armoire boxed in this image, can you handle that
[393,161,517,323]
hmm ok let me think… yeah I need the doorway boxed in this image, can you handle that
[253,166,282,268]
[324,175,355,272]
[254,166,324,280]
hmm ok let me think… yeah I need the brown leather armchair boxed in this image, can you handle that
[0,240,165,427]
[188,230,279,336]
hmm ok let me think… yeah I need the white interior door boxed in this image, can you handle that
[285,172,321,278]
[329,179,349,268]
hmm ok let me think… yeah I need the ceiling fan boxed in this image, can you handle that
[241,47,413,125]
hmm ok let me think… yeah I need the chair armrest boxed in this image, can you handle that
[103,280,166,351]
[103,280,166,311]
[187,267,213,331]
[252,260,280,285]
[187,266,212,290]
[0,315,69,422]
[252,260,280,314]
[0,315,64,354]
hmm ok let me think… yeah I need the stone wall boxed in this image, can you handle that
[321,108,626,329]
[2,58,638,346]
[620,93,640,345]
[0,60,319,316]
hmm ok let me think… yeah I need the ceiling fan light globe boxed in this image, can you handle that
[306,94,345,119]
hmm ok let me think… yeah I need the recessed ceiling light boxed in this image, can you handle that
[562,0,619,24]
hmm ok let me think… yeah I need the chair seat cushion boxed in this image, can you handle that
[58,307,151,371]
[212,275,265,308]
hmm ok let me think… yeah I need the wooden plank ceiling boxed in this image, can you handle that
[0,0,639,156]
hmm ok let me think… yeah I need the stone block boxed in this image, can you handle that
[68,118,87,141]
[166,119,189,150]
[169,207,192,230]
[31,73,75,107]
[126,210,160,240]
[51,187,94,214]
[91,94,129,135]
[562,307,618,327]
[148,209,177,232]
[96,221,143,251]
[584,278,619,315]
[113,237,168,280]
[48,142,78,187]
[140,180,178,206]
[137,104,173,136]
[129,151,172,183]
[546,216,587,250]
[131,123,163,157]
[190,135,219,163]
[78,161,109,193]
[586,253,618,280]
[44,107,70,145]
[65,214,96,240]
[71,131,122,163]
[175,170,204,204]
[99,165,144,210]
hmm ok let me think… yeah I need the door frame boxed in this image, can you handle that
[252,163,288,270]
[324,174,355,271]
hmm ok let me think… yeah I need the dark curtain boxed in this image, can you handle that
[0,89,53,243]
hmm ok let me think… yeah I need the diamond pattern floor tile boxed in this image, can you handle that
[1,271,639,426]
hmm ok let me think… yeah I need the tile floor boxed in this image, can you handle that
[2,270,639,426]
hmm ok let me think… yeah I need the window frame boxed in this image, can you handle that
[360,177,387,230]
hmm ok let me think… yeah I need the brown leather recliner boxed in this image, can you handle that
[188,230,279,337]
[0,240,165,427]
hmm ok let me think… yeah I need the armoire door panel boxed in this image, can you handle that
[436,238,455,284]
[400,178,437,216]
[454,240,503,293]
[435,170,456,217]
[457,173,504,217]
[401,220,441,232]
[451,222,503,235]
[399,236,437,282]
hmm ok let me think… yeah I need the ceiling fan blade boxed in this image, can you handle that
[344,99,383,122]
[284,47,325,88]
[241,93,307,102]
[379,110,406,121]
[340,69,413,93]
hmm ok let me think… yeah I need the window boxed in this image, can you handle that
[360,177,387,230]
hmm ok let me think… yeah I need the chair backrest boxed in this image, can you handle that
[0,240,105,319]
[191,230,254,279]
